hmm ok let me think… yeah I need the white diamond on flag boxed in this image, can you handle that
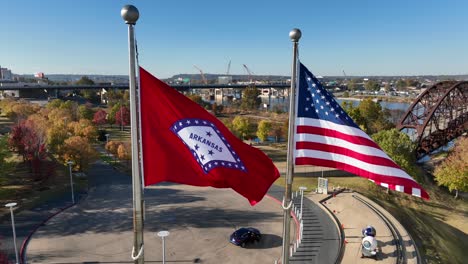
[171,118,246,174]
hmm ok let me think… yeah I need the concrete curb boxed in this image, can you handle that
[19,190,89,264]
[318,189,346,264]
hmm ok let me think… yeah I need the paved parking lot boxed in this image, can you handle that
[26,162,284,264]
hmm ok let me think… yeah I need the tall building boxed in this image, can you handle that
[0,67,12,80]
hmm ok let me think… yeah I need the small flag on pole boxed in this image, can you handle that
[294,63,429,199]
[139,67,280,205]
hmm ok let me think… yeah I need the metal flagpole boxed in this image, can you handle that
[281,28,301,264]
[121,5,144,264]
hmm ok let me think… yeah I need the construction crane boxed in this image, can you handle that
[193,65,208,85]
[226,59,231,75]
[242,64,254,83]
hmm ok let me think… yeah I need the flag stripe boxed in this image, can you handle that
[295,149,413,179]
[295,132,389,159]
[296,117,372,141]
[295,157,422,197]
[296,141,401,168]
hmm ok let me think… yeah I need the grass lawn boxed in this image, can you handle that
[0,154,88,221]
[0,115,88,221]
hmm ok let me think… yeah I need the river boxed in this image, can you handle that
[258,96,411,112]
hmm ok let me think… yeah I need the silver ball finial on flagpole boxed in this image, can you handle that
[121,5,139,24]
[289,28,302,42]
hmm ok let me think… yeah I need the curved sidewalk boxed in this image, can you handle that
[314,191,419,264]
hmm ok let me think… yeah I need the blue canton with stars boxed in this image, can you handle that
[297,63,359,129]
[171,118,247,174]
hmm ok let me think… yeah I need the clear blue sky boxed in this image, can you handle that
[2,0,467,78]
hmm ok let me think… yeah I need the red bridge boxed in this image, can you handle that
[397,81,468,158]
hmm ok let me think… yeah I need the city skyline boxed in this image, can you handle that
[1,0,468,78]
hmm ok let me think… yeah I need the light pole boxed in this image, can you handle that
[157,231,170,264]
[299,186,307,219]
[67,161,75,204]
[5,202,18,264]
[105,133,110,157]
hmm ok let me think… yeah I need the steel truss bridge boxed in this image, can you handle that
[397,81,468,158]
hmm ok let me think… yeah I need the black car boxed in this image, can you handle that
[229,227,261,247]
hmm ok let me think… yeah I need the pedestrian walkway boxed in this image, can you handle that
[311,191,419,264]
[267,185,340,263]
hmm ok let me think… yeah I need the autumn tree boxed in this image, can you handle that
[8,119,47,178]
[46,108,73,128]
[47,123,69,154]
[105,140,121,163]
[108,103,126,127]
[67,119,98,142]
[115,106,130,130]
[256,120,272,142]
[434,137,468,198]
[117,142,131,164]
[61,136,98,171]
[273,125,284,143]
[93,109,108,127]
[240,86,261,110]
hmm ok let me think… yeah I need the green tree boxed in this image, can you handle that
[0,135,13,177]
[75,76,95,85]
[78,104,95,120]
[347,79,358,91]
[372,129,418,178]
[108,103,126,127]
[434,137,468,198]
[256,120,272,142]
[240,86,261,110]
[396,79,406,90]
[232,116,254,140]
[364,80,380,91]
[342,99,393,134]
[341,101,366,131]
[81,89,99,103]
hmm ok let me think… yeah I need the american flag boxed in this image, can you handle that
[294,63,429,199]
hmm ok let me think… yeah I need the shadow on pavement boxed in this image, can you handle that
[244,234,283,249]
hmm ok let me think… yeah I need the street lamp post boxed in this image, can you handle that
[105,133,110,157]
[5,202,18,264]
[157,231,170,264]
[67,161,75,204]
[299,186,307,219]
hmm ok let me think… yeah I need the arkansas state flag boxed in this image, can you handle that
[139,67,280,205]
